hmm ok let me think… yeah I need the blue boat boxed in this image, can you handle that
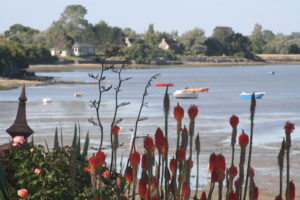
[240,92,266,99]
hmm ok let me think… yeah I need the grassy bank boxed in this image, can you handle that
[0,78,44,90]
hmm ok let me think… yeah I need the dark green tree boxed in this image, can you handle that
[144,24,160,48]
[180,28,206,55]
[288,44,300,54]
[250,24,266,54]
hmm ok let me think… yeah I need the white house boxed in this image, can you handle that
[50,42,95,57]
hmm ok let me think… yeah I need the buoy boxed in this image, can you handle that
[74,93,83,97]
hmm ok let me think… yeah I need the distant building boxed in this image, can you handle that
[125,37,136,47]
[50,42,95,57]
[0,37,10,42]
[158,38,179,51]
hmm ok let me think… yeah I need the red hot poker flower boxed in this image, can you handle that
[144,136,155,152]
[111,125,120,135]
[102,169,110,178]
[138,178,147,197]
[275,196,283,200]
[169,157,177,175]
[289,181,295,200]
[228,192,238,200]
[227,165,238,178]
[238,131,249,148]
[254,186,259,200]
[155,127,165,151]
[284,121,295,134]
[188,105,198,119]
[88,156,101,169]
[177,147,186,162]
[229,115,239,128]
[215,154,226,173]
[200,191,207,200]
[174,103,184,121]
[249,167,255,177]
[181,182,190,197]
[83,167,91,173]
[125,166,133,184]
[141,153,147,171]
[95,151,106,166]
[129,151,140,167]
[185,159,193,169]
[209,153,217,172]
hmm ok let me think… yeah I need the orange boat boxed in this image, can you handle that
[155,83,174,87]
[183,88,209,93]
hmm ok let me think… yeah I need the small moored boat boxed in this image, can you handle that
[42,98,52,104]
[74,93,83,97]
[173,90,198,99]
[155,83,174,87]
[240,92,266,99]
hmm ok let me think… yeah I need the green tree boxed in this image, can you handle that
[180,28,206,55]
[288,44,300,54]
[144,24,160,48]
[250,24,266,54]
[211,26,234,55]
[4,24,40,44]
[123,39,152,63]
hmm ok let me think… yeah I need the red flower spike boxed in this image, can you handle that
[83,167,91,173]
[170,157,177,175]
[95,151,106,166]
[249,167,255,177]
[200,191,207,200]
[138,178,147,197]
[275,195,283,200]
[234,179,239,189]
[125,166,133,184]
[152,196,159,200]
[238,131,249,148]
[155,127,165,151]
[111,125,120,135]
[141,153,147,171]
[209,153,217,172]
[228,192,238,200]
[129,151,140,167]
[88,156,101,169]
[211,170,218,183]
[230,115,239,128]
[215,154,226,173]
[151,176,157,190]
[227,165,238,178]
[254,186,259,200]
[177,147,186,162]
[185,159,193,169]
[181,182,190,196]
[188,105,198,119]
[144,136,155,152]
[284,121,295,134]
[289,181,295,200]
[95,196,100,200]
[174,103,184,121]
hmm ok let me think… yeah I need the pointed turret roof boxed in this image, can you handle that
[6,85,34,138]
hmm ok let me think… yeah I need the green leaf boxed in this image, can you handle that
[0,164,11,200]
[44,139,50,152]
[71,124,77,148]
[81,131,90,157]
[54,127,59,149]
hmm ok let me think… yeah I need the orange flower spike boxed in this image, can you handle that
[188,104,198,119]
[129,151,140,167]
[95,151,106,166]
[125,166,133,184]
[155,127,165,151]
[229,115,239,128]
[209,153,217,172]
[200,191,207,200]
[174,103,184,121]
[227,165,238,178]
[138,178,147,197]
[144,136,155,152]
[289,181,295,200]
[177,147,186,162]
[111,125,120,135]
[284,121,295,134]
[228,192,238,200]
[238,130,249,148]
[102,169,110,178]
[88,156,101,169]
[254,186,259,200]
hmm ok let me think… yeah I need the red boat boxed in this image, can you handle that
[155,83,174,87]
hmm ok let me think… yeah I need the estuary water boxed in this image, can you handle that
[0,64,300,147]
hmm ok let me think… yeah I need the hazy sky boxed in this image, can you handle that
[1,0,300,36]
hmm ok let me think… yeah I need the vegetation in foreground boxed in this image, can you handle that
[0,60,297,200]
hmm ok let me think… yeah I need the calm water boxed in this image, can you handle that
[0,65,300,146]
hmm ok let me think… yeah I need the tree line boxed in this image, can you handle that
[1,4,300,70]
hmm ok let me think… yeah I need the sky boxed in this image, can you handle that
[1,0,300,36]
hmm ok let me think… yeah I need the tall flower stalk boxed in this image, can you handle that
[163,86,170,199]
[238,130,249,199]
[277,138,286,199]
[194,133,200,199]
[284,121,295,200]
[243,93,256,200]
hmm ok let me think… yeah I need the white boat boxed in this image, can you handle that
[173,90,198,99]
[42,98,52,103]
